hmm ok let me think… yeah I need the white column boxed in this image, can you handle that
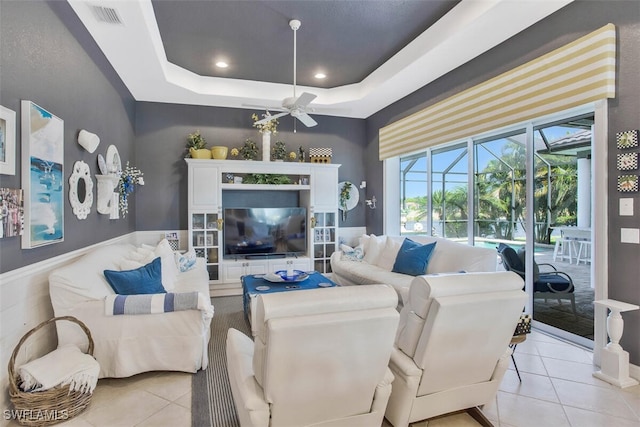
[577,157,591,228]
[593,299,639,388]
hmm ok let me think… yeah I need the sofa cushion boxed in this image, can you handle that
[376,237,403,271]
[362,234,387,265]
[392,239,437,276]
[104,257,166,295]
[49,244,137,307]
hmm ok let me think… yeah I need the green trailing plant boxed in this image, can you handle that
[339,181,353,221]
[272,140,287,161]
[243,174,292,185]
[240,138,259,160]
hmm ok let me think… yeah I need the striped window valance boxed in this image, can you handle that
[379,24,616,160]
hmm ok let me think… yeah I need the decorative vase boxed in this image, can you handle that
[211,146,228,160]
[262,132,271,162]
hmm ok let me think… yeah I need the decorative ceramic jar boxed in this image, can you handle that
[211,146,228,160]
[190,148,212,159]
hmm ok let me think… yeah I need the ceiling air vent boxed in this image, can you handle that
[90,5,123,25]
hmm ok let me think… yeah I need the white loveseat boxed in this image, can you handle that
[330,235,498,305]
[49,242,213,378]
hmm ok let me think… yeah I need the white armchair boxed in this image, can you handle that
[226,285,399,427]
[384,271,527,427]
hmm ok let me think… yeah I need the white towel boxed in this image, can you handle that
[17,345,99,394]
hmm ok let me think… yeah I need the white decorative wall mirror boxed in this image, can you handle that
[69,161,93,219]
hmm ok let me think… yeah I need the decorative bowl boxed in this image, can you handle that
[190,148,212,159]
[211,146,228,160]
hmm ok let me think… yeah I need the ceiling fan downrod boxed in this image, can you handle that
[290,19,301,99]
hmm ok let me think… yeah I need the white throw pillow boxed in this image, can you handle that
[340,244,364,261]
[120,259,144,271]
[174,249,197,272]
[358,234,370,253]
[375,237,403,271]
[128,247,155,263]
[362,234,386,265]
[153,239,179,291]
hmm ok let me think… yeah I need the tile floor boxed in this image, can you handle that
[9,330,639,427]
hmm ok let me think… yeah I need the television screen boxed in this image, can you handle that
[224,207,307,257]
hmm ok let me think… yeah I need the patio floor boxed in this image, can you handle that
[498,245,594,340]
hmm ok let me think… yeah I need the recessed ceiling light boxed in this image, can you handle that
[215,61,229,68]
[314,72,326,79]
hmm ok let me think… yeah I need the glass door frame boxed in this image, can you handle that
[384,101,609,363]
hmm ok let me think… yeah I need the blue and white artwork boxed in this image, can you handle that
[21,101,64,248]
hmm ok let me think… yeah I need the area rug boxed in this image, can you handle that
[192,295,487,427]
[192,295,247,427]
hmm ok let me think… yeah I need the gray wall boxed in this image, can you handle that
[0,1,136,273]
[134,102,367,231]
[365,0,640,363]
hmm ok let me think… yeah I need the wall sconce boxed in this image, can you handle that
[78,129,100,153]
[365,196,377,209]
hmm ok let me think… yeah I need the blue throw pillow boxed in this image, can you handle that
[104,257,166,295]
[392,239,437,276]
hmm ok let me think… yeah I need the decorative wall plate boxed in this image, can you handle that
[338,181,359,211]
[616,130,639,149]
[105,145,121,174]
[617,175,638,192]
[97,154,107,175]
[617,153,638,171]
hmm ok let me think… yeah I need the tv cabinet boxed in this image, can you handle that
[186,159,340,296]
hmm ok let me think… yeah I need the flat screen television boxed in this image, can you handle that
[224,207,307,257]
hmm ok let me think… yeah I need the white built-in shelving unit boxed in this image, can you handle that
[186,159,339,296]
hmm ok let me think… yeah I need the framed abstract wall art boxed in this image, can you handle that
[0,105,16,175]
[21,101,64,248]
[0,188,24,238]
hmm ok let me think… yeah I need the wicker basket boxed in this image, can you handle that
[8,316,95,427]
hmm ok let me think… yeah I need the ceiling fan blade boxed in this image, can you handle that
[295,113,317,127]
[254,112,289,125]
[242,103,286,111]
[292,92,317,108]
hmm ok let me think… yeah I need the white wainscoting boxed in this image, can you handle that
[0,231,177,418]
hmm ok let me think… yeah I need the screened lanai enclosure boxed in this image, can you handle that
[400,114,595,344]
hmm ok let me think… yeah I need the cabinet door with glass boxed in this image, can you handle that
[313,212,336,274]
[190,212,220,281]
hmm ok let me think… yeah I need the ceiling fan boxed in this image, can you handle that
[252,19,318,128]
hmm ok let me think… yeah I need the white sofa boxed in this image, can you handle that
[330,235,498,305]
[49,242,213,378]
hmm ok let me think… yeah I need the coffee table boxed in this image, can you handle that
[242,272,337,336]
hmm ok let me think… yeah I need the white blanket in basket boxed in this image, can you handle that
[18,345,99,394]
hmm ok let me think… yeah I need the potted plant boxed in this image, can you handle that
[186,130,210,158]
[240,138,259,160]
[272,141,287,161]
